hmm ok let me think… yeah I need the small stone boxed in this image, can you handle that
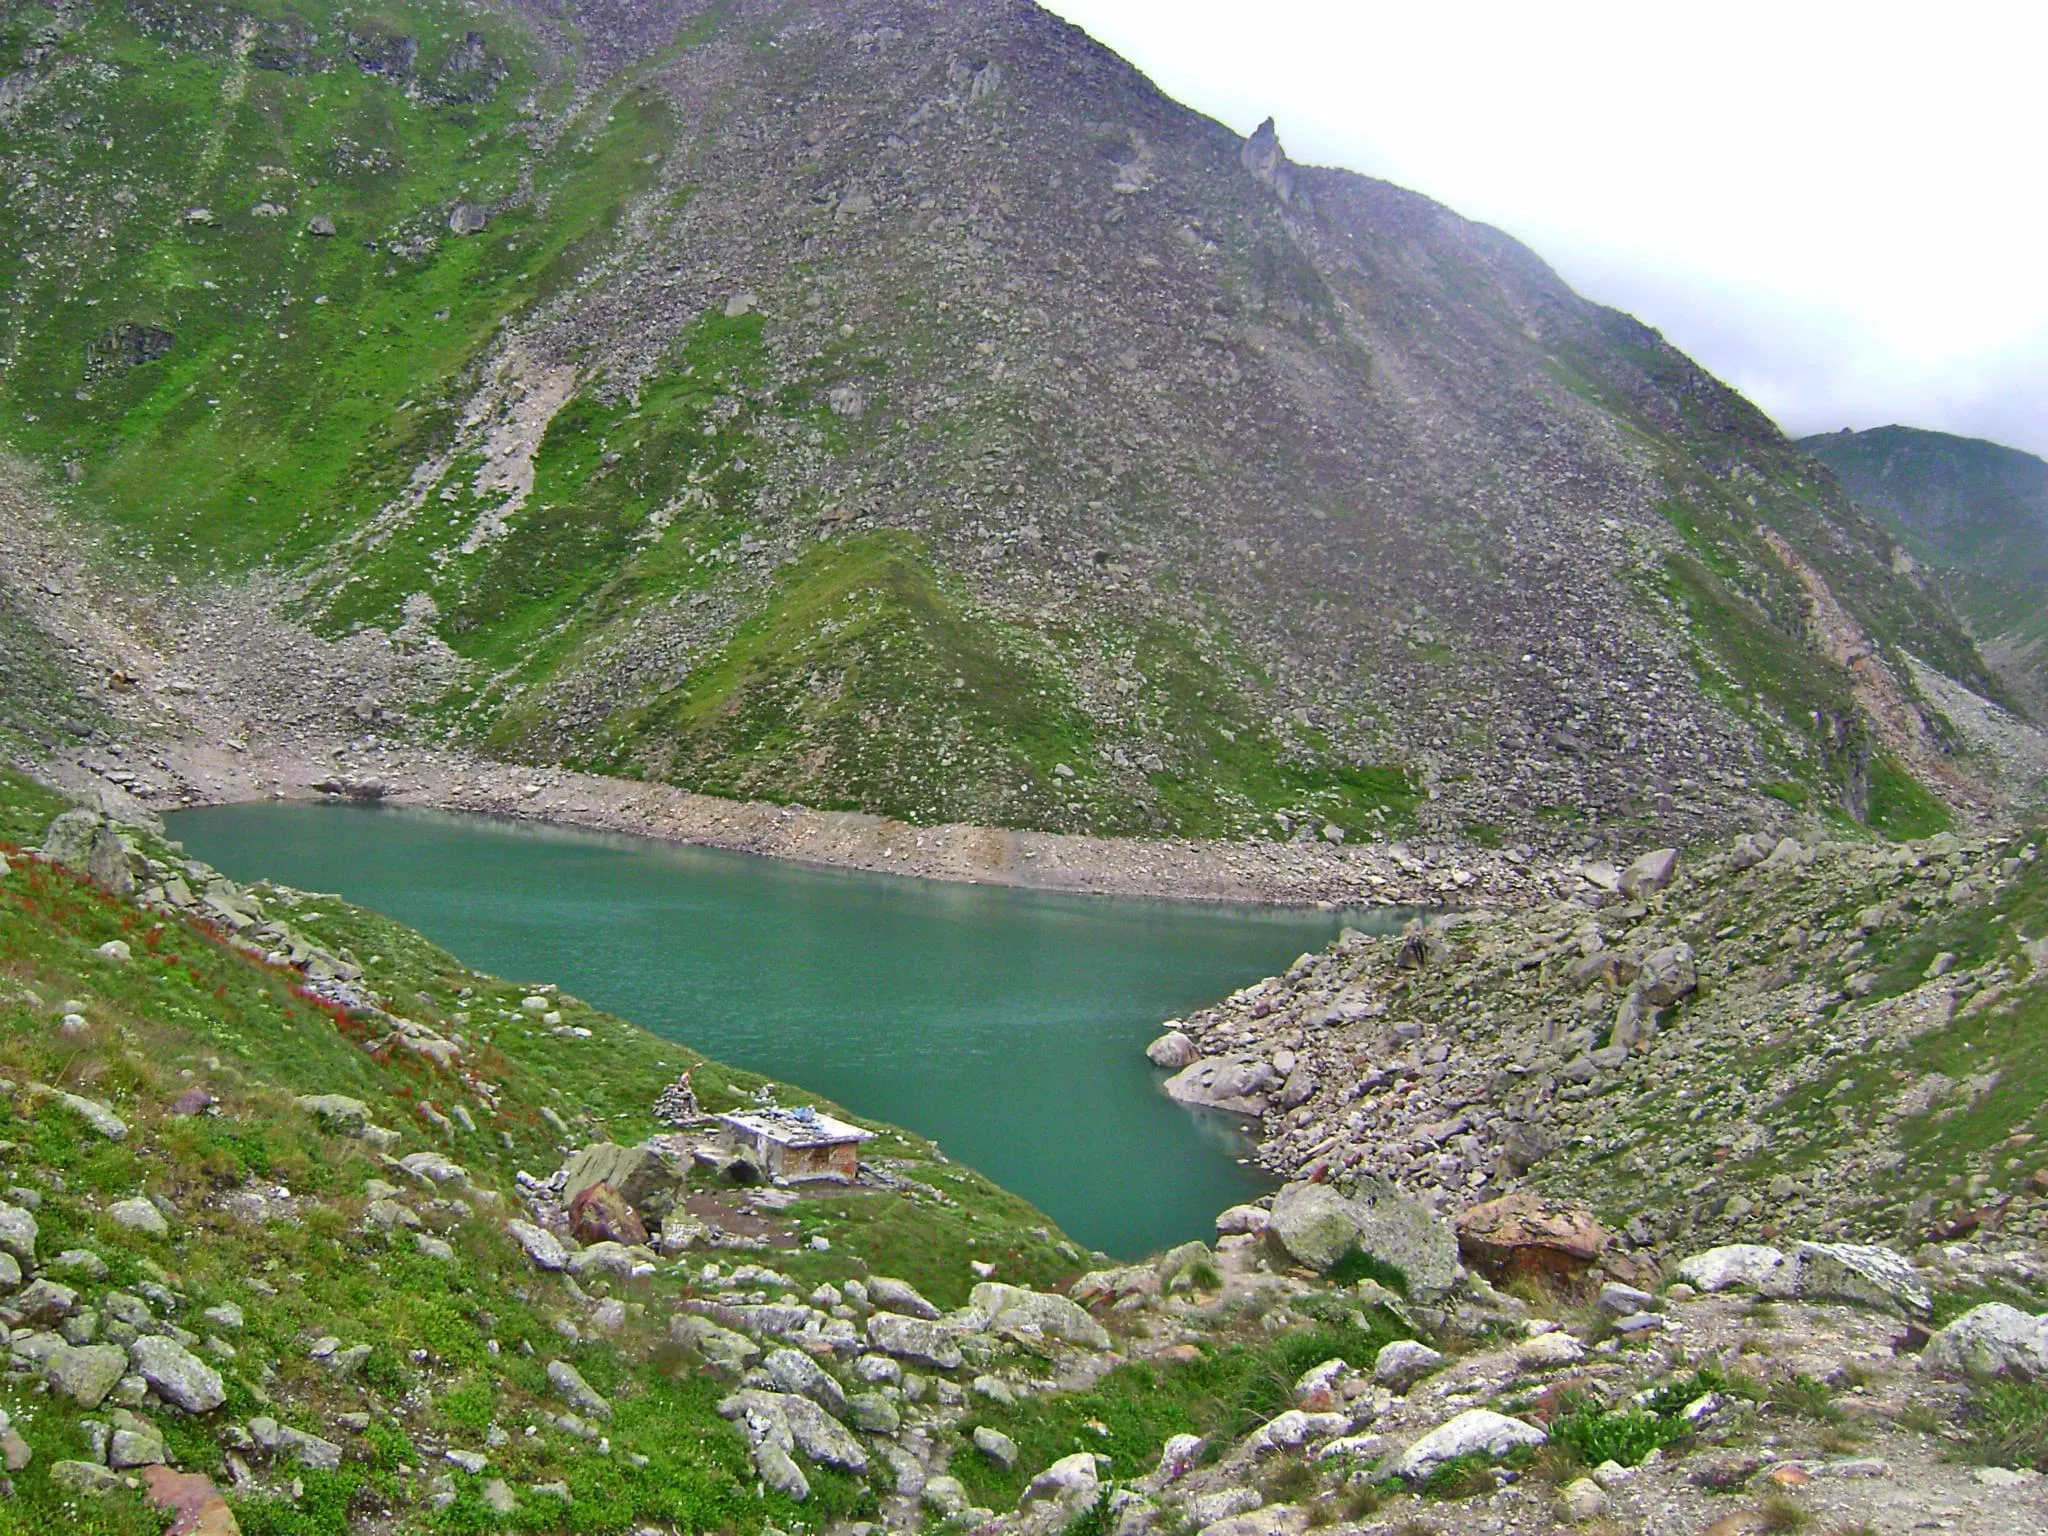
[1516,1330,1586,1370]
[50,1459,123,1493]
[1374,1339,1445,1391]
[546,1360,612,1420]
[97,940,133,964]
[109,1198,169,1237]
[1597,1282,1654,1316]
[1558,1476,1609,1522]
[974,1425,1019,1468]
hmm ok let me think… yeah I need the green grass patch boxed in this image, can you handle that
[1866,753,1953,840]
[949,1312,1401,1510]
[1962,1379,2048,1473]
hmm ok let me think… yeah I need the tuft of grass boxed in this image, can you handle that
[1329,1247,1410,1293]
[1769,1374,1843,1425]
[1962,1379,2048,1473]
[1262,1455,1321,1503]
[1419,1452,1499,1500]
[1894,1399,1950,1436]
[1758,1490,1810,1533]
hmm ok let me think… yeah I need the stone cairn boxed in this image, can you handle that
[653,1070,700,1126]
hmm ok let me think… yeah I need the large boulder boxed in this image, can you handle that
[1267,1180,1459,1299]
[1620,847,1680,898]
[561,1141,690,1224]
[867,1276,941,1319]
[1790,1242,1931,1318]
[763,1347,848,1416]
[505,1220,567,1272]
[567,1181,649,1247]
[1391,1409,1546,1482]
[1145,1030,1201,1069]
[1926,1304,2048,1380]
[1018,1452,1100,1515]
[718,1389,867,1474]
[1373,1340,1445,1391]
[45,1342,129,1408]
[1454,1194,1607,1284]
[671,1313,762,1372]
[295,1094,372,1132]
[865,1312,962,1370]
[969,1283,1112,1350]
[40,810,135,897]
[1162,1057,1277,1116]
[1634,942,1698,1007]
[546,1360,612,1420]
[129,1336,225,1413]
[1674,1244,1798,1296]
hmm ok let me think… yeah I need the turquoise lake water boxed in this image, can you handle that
[169,802,1400,1256]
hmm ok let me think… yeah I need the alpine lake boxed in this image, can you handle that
[169,802,1407,1257]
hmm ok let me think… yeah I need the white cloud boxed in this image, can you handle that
[1042,0,2048,456]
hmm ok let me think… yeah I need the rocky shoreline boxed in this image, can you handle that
[1144,826,2048,1264]
[114,733,1588,911]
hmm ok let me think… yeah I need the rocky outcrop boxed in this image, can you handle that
[1162,1057,1276,1117]
[1453,1194,1607,1283]
[968,1283,1112,1350]
[561,1141,690,1225]
[1266,1180,1459,1298]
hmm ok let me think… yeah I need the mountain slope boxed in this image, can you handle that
[1801,425,2048,721]
[0,0,2002,847]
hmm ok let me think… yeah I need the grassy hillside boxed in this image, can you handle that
[0,766,1087,1533]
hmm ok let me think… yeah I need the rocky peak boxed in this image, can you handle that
[1239,115,1298,204]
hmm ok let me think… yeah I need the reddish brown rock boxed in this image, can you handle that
[143,1465,241,1535]
[169,1088,218,1118]
[1453,1193,1607,1284]
[568,1180,649,1247]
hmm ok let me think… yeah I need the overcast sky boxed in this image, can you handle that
[1042,1,2048,459]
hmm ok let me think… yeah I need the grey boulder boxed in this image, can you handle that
[1162,1057,1276,1116]
[1392,1409,1546,1481]
[867,1275,941,1320]
[546,1360,612,1420]
[45,1342,129,1407]
[865,1312,962,1370]
[1790,1242,1930,1318]
[969,1282,1112,1350]
[1267,1179,1459,1299]
[129,1335,226,1412]
[1926,1304,2048,1380]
